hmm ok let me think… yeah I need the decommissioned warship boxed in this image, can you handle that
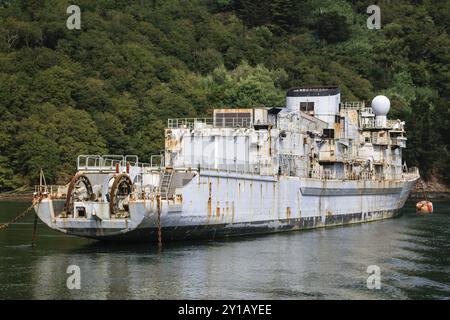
[33,86,420,242]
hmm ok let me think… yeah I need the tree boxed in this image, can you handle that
[269,0,297,34]
[234,0,272,28]
[316,12,351,43]
[93,112,127,154]
[13,104,107,184]
[0,156,15,191]
[213,62,286,107]
[0,0,448,190]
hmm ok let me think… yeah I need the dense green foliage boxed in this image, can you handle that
[0,0,448,189]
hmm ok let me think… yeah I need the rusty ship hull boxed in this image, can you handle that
[33,87,420,243]
[34,169,418,242]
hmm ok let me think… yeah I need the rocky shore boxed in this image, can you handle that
[409,191,450,200]
[0,192,33,201]
[409,178,450,200]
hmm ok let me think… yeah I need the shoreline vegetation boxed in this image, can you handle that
[0,191,34,201]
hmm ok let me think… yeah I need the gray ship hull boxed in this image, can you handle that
[32,87,420,244]
[79,210,401,243]
[34,170,418,243]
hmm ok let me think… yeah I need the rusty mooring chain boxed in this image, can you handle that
[31,198,42,247]
[156,193,162,249]
[0,197,42,247]
[0,203,35,231]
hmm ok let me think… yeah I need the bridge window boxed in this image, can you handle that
[300,102,314,112]
[215,112,251,127]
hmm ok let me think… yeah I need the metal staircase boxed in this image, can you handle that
[159,171,173,199]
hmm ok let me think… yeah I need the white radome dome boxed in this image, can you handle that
[371,95,390,116]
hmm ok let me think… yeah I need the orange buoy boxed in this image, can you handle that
[415,179,433,214]
[416,200,433,214]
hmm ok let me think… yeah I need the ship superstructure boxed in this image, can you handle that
[33,87,419,242]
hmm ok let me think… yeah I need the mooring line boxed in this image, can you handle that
[1,196,43,248]
[0,204,35,231]
[31,206,40,247]
[156,193,162,249]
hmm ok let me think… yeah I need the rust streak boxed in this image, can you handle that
[207,182,212,217]
[286,206,291,222]
[216,204,220,217]
[232,201,235,223]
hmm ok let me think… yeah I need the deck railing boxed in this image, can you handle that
[34,184,68,198]
[167,118,214,129]
[340,101,366,110]
[167,117,254,129]
[361,119,405,131]
[77,155,163,172]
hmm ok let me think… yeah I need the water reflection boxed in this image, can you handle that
[0,201,449,299]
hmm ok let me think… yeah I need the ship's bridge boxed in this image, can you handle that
[164,87,412,182]
[165,107,280,174]
[286,86,340,128]
[167,107,280,130]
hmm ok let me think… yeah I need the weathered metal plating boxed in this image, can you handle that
[33,87,420,242]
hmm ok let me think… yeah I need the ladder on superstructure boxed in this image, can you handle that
[159,171,173,199]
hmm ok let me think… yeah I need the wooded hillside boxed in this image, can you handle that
[0,0,448,189]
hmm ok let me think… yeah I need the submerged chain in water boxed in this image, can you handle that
[0,204,35,230]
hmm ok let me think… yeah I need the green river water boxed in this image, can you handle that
[0,200,449,299]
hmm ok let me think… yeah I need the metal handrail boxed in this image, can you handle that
[151,155,164,168]
[125,155,138,166]
[77,155,143,171]
[214,117,252,128]
[167,117,253,129]
[340,101,366,110]
[167,118,213,129]
[34,184,67,198]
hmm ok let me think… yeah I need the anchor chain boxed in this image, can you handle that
[0,201,38,231]
[31,200,41,247]
[156,193,162,249]
[1,196,43,248]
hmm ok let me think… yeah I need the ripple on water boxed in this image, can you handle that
[0,201,449,299]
